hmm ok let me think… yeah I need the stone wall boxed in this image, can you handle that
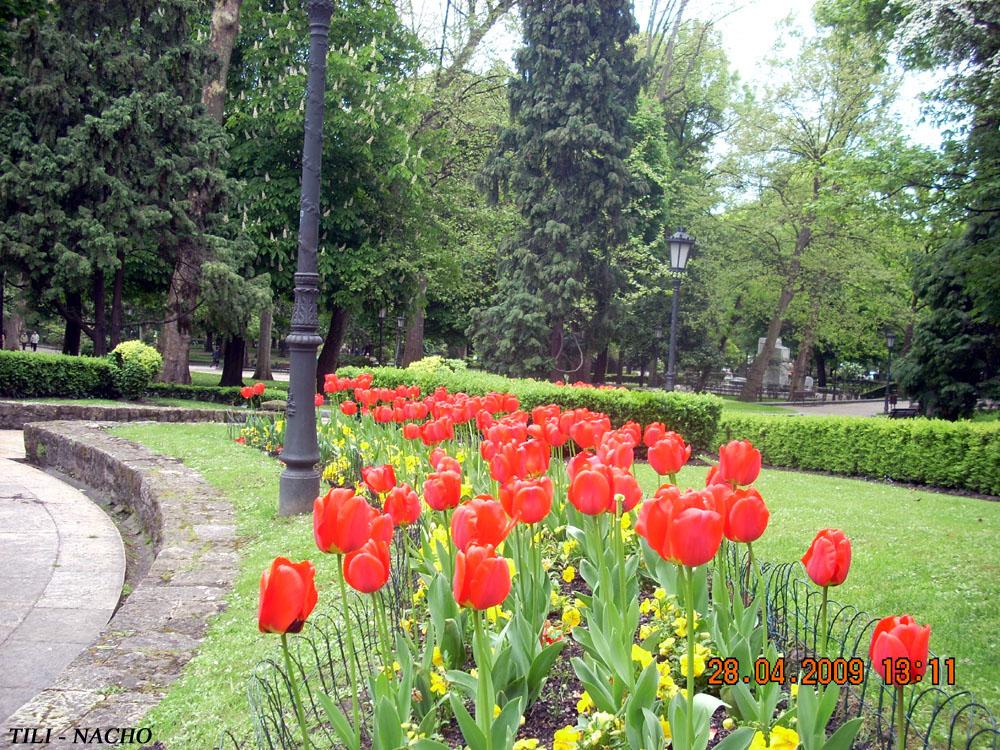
[4,422,237,744]
[0,399,244,430]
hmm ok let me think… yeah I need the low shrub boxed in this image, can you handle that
[336,365,723,451]
[719,414,1000,495]
[110,340,162,379]
[146,381,286,405]
[0,349,115,399]
[112,358,150,400]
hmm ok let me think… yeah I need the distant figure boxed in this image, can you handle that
[212,343,222,368]
[29,331,39,351]
[19,331,27,350]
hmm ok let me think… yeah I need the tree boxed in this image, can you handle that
[473,0,645,379]
[0,1,231,357]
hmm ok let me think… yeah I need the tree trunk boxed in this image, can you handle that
[158,0,243,383]
[92,269,107,356]
[204,330,213,353]
[316,305,350,392]
[638,356,647,387]
[615,346,625,385]
[401,277,427,367]
[592,344,609,384]
[788,336,813,397]
[548,322,564,381]
[649,352,659,387]
[814,347,827,388]
[220,336,246,386]
[739,285,793,400]
[253,306,273,380]
[63,292,83,355]
[110,248,125,348]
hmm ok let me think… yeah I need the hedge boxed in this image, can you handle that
[0,350,115,399]
[336,366,723,452]
[146,382,286,405]
[719,414,1000,496]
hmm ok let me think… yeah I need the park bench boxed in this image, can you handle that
[889,407,920,418]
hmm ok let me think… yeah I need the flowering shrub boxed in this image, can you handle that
[240,374,936,750]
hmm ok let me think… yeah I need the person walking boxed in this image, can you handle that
[29,331,39,352]
[18,331,27,350]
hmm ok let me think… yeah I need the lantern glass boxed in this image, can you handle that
[885,330,896,350]
[668,228,693,272]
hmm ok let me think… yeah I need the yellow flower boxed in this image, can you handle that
[723,717,736,731]
[562,607,582,630]
[562,565,576,583]
[400,618,413,635]
[673,614,698,637]
[620,513,632,530]
[455,451,466,463]
[660,719,672,740]
[391,660,401,673]
[493,704,502,719]
[653,587,667,600]
[553,726,581,750]
[790,683,800,698]
[561,539,578,557]
[551,589,565,607]
[431,524,449,545]
[512,740,539,750]
[429,670,447,696]
[432,646,444,667]
[749,726,800,750]
[461,483,474,499]
[639,598,655,615]
[485,605,510,624]
[679,654,706,677]
[639,624,653,640]
[631,644,654,668]
[576,691,595,714]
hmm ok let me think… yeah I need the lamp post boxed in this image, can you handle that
[278,0,334,516]
[395,315,405,366]
[664,228,694,391]
[883,328,896,414]
[378,307,386,364]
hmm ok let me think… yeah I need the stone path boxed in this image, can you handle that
[793,398,914,417]
[0,431,125,724]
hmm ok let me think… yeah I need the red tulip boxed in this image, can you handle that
[343,539,391,593]
[801,528,852,587]
[314,488,374,555]
[258,557,318,634]
[499,476,554,524]
[567,450,599,480]
[635,486,723,567]
[451,497,512,551]
[611,468,643,512]
[314,393,325,407]
[424,470,462,511]
[362,464,397,495]
[598,438,634,470]
[453,544,511,610]
[648,433,691,476]
[705,464,726,487]
[870,615,931,685]
[643,422,666,448]
[339,400,358,416]
[383,483,421,526]
[716,440,762,486]
[241,386,254,399]
[723,488,770,543]
[253,382,266,396]
[568,467,614,515]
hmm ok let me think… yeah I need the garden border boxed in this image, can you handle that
[0,399,245,429]
[2,421,238,744]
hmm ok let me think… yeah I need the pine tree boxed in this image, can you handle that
[0,1,231,355]
[472,0,645,378]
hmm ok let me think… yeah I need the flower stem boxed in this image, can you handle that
[896,684,906,750]
[685,565,696,749]
[337,555,361,733]
[748,541,767,648]
[474,610,494,750]
[818,585,829,658]
[281,633,313,750]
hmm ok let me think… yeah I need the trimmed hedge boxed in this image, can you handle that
[336,366,723,452]
[0,350,116,399]
[719,414,1000,496]
[146,382,286,405]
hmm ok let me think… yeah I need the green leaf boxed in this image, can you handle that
[822,717,864,750]
[316,692,360,750]
[714,726,756,750]
[374,694,403,750]
[448,694,486,750]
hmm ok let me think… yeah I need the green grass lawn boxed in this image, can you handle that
[189,369,289,391]
[635,463,1000,709]
[110,423,999,747]
[717,397,795,415]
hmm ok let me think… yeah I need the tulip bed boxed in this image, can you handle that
[213,372,974,750]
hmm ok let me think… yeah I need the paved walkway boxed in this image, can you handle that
[190,363,289,382]
[0,431,125,724]
[793,399,914,417]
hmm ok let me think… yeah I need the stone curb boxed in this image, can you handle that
[2,422,237,748]
[0,400,246,430]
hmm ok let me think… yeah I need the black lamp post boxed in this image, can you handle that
[883,328,896,414]
[664,228,694,391]
[395,315,405,366]
[378,307,386,364]
[278,0,334,516]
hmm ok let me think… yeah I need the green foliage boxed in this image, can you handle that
[337,366,722,451]
[719,414,1000,495]
[146,382,284,406]
[110,357,150,401]
[110,340,162,380]
[0,349,114,398]
[473,0,646,376]
[405,356,468,376]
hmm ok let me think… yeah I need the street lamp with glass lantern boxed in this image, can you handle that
[278,0,334,516]
[883,327,897,414]
[664,228,694,391]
